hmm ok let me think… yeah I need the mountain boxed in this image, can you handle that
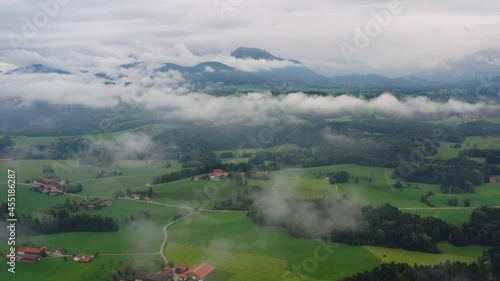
[120,61,146,69]
[231,47,301,64]
[416,48,500,82]
[254,66,331,86]
[155,62,266,85]
[7,64,71,75]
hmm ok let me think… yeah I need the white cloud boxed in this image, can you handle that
[0,0,498,76]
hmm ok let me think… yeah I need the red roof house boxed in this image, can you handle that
[74,253,93,263]
[79,257,92,263]
[161,268,174,276]
[143,197,152,201]
[180,263,216,280]
[22,254,39,262]
[130,193,141,200]
[175,264,189,273]
[17,247,46,256]
[54,247,67,255]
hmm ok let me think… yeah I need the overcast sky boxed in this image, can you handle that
[0,0,499,76]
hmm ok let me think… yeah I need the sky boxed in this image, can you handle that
[0,0,499,76]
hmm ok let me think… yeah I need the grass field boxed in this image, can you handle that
[166,212,381,281]
[0,255,164,281]
[430,136,500,160]
[365,246,477,265]
[165,212,482,281]
[1,152,498,280]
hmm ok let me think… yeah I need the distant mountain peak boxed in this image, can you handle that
[7,64,71,75]
[231,47,301,64]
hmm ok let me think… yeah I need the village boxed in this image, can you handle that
[14,177,217,280]
[8,245,216,281]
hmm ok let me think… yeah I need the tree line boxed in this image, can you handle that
[342,248,500,281]
[247,200,500,253]
[11,202,119,235]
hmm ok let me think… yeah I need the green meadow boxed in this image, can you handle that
[165,212,481,281]
[0,153,498,281]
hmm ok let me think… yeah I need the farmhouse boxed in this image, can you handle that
[22,254,39,262]
[130,193,142,200]
[74,253,93,263]
[161,268,174,277]
[17,246,46,262]
[180,263,216,281]
[54,247,67,255]
[100,200,112,207]
[134,272,169,281]
[34,177,64,186]
[490,176,500,184]
[210,169,229,180]
[175,264,189,274]
[75,200,113,211]
[32,177,65,196]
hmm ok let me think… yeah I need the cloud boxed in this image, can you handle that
[86,133,157,164]
[251,185,361,238]
[0,0,499,76]
[0,68,490,123]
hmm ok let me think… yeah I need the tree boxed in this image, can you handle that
[114,191,125,199]
[334,171,351,183]
[147,187,153,198]
[393,180,403,189]
[464,199,471,207]
[126,188,131,197]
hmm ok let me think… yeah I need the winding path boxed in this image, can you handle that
[159,212,200,264]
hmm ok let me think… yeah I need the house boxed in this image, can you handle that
[490,176,500,184]
[180,263,216,281]
[134,272,169,281]
[161,268,174,276]
[17,246,46,257]
[143,197,152,202]
[210,169,229,180]
[175,264,189,274]
[74,253,93,263]
[34,177,62,186]
[193,175,202,181]
[100,200,112,207]
[87,204,95,211]
[54,247,67,255]
[49,189,61,196]
[130,193,141,200]
[22,254,39,262]
[17,246,46,262]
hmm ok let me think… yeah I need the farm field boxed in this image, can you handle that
[1,151,498,280]
[165,212,482,281]
[0,255,163,281]
[430,136,500,160]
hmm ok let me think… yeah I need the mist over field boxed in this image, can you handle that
[1,1,500,281]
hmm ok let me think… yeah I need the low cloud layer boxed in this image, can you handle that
[0,68,491,123]
[88,133,156,163]
[252,189,361,238]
